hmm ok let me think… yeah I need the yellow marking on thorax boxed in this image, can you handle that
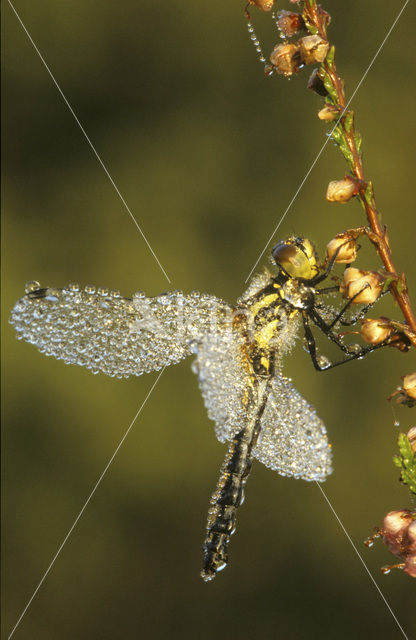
[249,292,280,318]
[254,319,279,350]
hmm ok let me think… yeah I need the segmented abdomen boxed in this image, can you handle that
[201,378,269,581]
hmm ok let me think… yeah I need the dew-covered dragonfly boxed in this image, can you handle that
[10,236,379,581]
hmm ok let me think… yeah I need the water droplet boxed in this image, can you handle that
[317,355,331,369]
[348,343,361,355]
[84,285,96,294]
[68,283,80,292]
[25,281,41,294]
[394,420,400,428]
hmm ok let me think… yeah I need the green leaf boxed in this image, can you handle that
[343,111,354,134]
[393,455,403,468]
[322,71,337,103]
[326,45,335,67]
[363,181,374,207]
[398,432,413,460]
[382,274,398,293]
[394,433,416,496]
[354,131,362,155]
[331,128,353,168]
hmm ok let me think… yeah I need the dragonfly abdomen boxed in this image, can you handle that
[201,378,269,582]
[201,431,253,581]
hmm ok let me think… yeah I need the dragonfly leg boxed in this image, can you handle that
[302,310,387,371]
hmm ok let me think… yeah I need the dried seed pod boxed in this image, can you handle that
[249,0,275,11]
[326,232,358,263]
[299,35,329,64]
[326,176,358,203]
[277,10,305,37]
[318,104,339,122]
[360,317,393,345]
[407,427,416,454]
[307,68,328,96]
[270,43,302,76]
[340,268,384,305]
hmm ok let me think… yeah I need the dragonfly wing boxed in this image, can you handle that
[194,326,252,444]
[253,374,332,481]
[10,284,230,378]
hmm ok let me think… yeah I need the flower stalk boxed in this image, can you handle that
[302,0,416,347]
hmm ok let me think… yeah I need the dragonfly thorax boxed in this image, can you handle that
[279,278,315,310]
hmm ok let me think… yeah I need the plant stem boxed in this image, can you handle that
[304,0,416,347]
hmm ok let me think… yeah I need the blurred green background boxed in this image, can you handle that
[2,1,416,638]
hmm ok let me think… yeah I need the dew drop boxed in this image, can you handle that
[84,285,96,294]
[25,281,41,294]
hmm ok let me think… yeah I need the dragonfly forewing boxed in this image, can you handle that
[10,283,230,378]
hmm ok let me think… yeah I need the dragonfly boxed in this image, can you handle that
[10,236,382,581]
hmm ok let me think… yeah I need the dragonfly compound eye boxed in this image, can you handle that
[271,238,317,280]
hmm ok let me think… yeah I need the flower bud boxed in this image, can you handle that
[407,520,416,552]
[299,35,329,64]
[404,554,416,578]
[326,232,358,264]
[249,0,274,10]
[360,317,393,345]
[382,510,413,556]
[307,68,328,96]
[277,10,304,37]
[318,104,339,122]
[326,176,358,203]
[340,268,384,305]
[402,372,416,400]
[407,426,416,454]
[270,43,302,76]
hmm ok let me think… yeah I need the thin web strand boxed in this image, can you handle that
[245,0,410,283]
[7,369,166,640]
[7,0,171,284]
[316,482,409,640]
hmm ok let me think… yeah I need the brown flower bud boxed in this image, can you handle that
[326,232,358,264]
[318,104,339,122]
[340,268,384,305]
[404,554,416,578]
[249,0,275,11]
[388,373,416,406]
[307,68,328,96]
[270,43,302,77]
[402,372,416,400]
[382,510,414,556]
[299,35,329,64]
[408,520,416,552]
[277,10,304,37]
[326,176,358,203]
[360,317,393,345]
[407,426,416,454]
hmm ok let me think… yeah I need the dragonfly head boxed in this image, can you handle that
[271,237,319,281]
